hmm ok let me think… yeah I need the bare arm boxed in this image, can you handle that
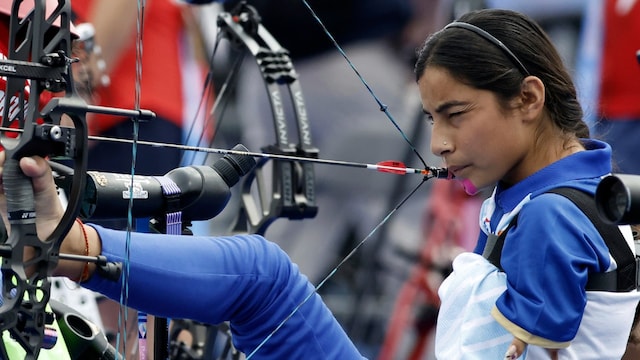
[85,0,149,77]
[71,0,153,123]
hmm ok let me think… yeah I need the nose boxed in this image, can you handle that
[431,137,451,156]
[430,120,453,156]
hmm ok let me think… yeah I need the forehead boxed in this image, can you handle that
[418,67,476,112]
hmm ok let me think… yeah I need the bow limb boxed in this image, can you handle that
[145,4,321,358]
[0,0,88,358]
[216,2,318,235]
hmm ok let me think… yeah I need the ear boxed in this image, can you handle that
[517,76,545,121]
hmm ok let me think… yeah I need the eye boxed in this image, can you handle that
[424,114,434,125]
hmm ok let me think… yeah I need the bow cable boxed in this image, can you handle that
[180,26,247,168]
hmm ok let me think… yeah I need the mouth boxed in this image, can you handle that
[447,165,469,178]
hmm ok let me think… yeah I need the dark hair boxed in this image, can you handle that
[415,9,589,138]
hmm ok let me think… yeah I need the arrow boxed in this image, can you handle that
[0,126,448,179]
[88,135,449,179]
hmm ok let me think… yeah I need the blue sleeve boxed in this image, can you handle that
[495,193,612,343]
[82,226,364,360]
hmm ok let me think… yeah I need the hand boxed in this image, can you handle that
[0,152,64,242]
[504,338,526,359]
[504,338,559,360]
[0,151,99,280]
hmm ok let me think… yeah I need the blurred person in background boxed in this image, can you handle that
[593,0,640,175]
[72,0,211,176]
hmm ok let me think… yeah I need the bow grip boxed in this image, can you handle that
[0,156,51,360]
[3,157,37,226]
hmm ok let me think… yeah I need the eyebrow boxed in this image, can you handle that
[423,100,470,116]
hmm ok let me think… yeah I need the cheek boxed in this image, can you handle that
[458,121,497,153]
[454,132,486,159]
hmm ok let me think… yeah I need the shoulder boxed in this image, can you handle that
[525,180,600,217]
[522,188,595,224]
[510,188,610,265]
[518,187,603,242]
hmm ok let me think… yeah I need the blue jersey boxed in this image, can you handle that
[435,139,639,359]
[479,139,613,343]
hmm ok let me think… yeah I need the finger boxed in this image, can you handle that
[19,156,49,178]
[505,338,526,359]
[19,156,58,201]
[19,156,64,230]
[504,344,518,359]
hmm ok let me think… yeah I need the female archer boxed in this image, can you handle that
[2,7,639,360]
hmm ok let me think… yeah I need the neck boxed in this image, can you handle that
[504,127,585,186]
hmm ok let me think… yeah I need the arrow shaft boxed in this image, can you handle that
[0,127,448,178]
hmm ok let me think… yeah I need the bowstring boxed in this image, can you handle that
[299,0,428,169]
[115,0,145,358]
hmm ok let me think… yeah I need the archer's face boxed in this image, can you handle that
[418,66,532,193]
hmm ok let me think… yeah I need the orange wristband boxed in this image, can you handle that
[75,218,90,283]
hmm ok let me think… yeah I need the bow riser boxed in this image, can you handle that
[0,1,88,358]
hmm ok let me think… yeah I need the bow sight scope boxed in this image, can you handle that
[596,174,640,225]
